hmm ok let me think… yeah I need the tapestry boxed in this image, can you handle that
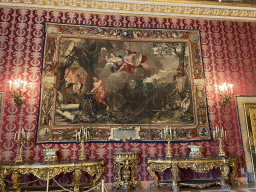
[36,22,210,143]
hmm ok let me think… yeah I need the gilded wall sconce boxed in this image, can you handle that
[9,79,27,107]
[216,83,234,108]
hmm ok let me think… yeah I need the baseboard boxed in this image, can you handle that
[246,173,255,183]
[104,181,152,190]
[105,177,248,190]
[2,177,248,191]
[236,176,247,184]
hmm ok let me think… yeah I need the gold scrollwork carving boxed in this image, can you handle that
[112,152,140,191]
[178,161,223,173]
[147,162,171,188]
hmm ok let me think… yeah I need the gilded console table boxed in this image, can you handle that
[0,159,105,192]
[112,152,140,192]
[147,156,238,192]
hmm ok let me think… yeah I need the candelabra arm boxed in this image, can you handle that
[220,93,234,108]
[166,139,173,158]
[79,141,86,161]
[9,91,25,108]
[218,137,226,157]
[79,137,88,161]
[15,142,24,163]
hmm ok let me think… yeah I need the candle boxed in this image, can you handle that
[14,80,17,91]
[46,171,50,192]
[16,79,20,92]
[18,129,20,139]
[160,131,162,138]
[219,85,223,94]
[230,84,233,94]
[228,84,231,94]
[78,132,81,140]
[221,127,224,137]
[76,132,77,141]
[23,81,27,92]
[225,131,227,138]
[9,80,12,92]
[213,130,215,138]
[27,132,30,140]
[83,128,85,135]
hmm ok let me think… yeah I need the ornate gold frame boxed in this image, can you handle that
[37,22,210,143]
[244,103,256,182]
[235,96,256,183]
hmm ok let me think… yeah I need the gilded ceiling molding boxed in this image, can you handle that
[0,0,256,21]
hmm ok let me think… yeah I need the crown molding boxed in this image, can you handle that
[0,0,256,21]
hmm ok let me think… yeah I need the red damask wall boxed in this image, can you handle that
[0,7,255,186]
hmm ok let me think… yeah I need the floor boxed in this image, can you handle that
[111,184,256,192]
[9,183,256,192]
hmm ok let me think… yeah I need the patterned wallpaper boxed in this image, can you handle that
[0,7,255,187]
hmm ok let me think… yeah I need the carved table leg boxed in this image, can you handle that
[131,161,140,190]
[123,162,131,192]
[0,178,6,192]
[11,171,21,192]
[112,162,122,191]
[73,169,82,192]
[171,164,179,192]
[147,164,159,189]
[92,164,105,187]
[229,159,238,185]
[220,163,231,190]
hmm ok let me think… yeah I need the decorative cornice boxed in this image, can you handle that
[0,0,256,21]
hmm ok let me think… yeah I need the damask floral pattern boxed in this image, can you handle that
[0,7,255,186]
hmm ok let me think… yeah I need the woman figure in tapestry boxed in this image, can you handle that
[106,52,122,73]
[91,76,110,111]
[116,49,148,74]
